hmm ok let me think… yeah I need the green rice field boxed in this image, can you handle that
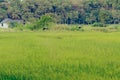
[0,31,120,80]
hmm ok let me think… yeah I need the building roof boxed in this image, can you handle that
[0,18,23,24]
[1,18,12,23]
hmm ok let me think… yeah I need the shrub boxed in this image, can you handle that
[34,15,53,30]
[9,22,19,28]
[24,23,35,30]
[92,22,107,27]
[50,24,71,31]
[70,25,83,31]
[9,22,25,30]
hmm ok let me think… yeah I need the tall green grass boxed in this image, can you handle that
[0,32,120,80]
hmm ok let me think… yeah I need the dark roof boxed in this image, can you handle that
[0,18,23,24]
[1,18,12,23]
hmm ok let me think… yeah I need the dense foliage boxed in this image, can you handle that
[0,0,120,24]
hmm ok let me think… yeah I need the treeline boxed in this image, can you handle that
[0,0,120,24]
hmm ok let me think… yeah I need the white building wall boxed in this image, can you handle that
[0,23,8,28]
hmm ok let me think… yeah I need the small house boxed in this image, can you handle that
[0,23,8,28]
[0,18,24,28]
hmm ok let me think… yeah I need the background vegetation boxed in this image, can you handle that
[0,0,120,25]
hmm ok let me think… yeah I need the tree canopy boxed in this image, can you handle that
[0,0,120,24]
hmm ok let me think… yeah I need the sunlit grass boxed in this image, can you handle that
[0,32,120,80]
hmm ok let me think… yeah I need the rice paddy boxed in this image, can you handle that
[0,31,120,80]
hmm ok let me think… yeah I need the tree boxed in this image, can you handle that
[99,9,112,24]
[0,0,119,25]
[34,15,53,29]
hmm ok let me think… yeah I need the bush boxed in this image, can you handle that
[70,25,83,31]
[9,22,25,29]
[24,23,35,30]
[34,15,53,30]
[9,22,19,28]
[50,24,71,31]
[92,22,107,27]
